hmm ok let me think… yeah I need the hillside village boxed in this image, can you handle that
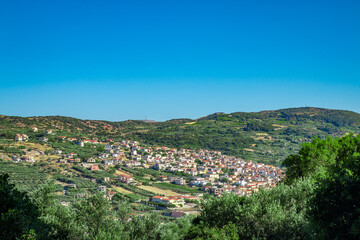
[1,111,359,239]
[3,128,284,216]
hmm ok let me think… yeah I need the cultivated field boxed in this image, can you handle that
[112,186,133,194]
[138,185,178,196]
[13,142,51,151]
[116,169,133,176]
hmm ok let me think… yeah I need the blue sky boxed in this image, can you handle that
[0,0,359,121]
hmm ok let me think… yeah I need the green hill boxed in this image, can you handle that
[1,107,360,165]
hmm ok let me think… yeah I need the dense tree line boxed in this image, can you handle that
[185,134,360,239]
[186,179,315,239]
[0,174,194,239]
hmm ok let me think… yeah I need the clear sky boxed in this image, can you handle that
[0,0,359,121]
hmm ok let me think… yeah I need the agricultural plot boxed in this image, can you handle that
[138,185,178,196]
[116,169,133,176]
[125,193,146,202]
[72,166,114,181]
[153,182,202,194]
[0,161,55,193]
[39,155,61,161]
[112,186,132,194]
[115,183,154,197]
[0,161,48,183]
[12,142,51,152]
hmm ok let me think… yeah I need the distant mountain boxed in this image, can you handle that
[200,107,360,127]
[1,107,359,165]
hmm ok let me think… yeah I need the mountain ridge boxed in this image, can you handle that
[1,107,360,165]
[2,107,360,123]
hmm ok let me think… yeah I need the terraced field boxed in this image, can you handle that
[138,185,178,196]
[116,169,133,176]
[112,185,133,194]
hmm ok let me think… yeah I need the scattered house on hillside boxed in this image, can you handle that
[21,155,34,163]
[22,134,29,141]
[142,155,153,162]
[158,175,168,181]
[174,178,186,185]
[89,178,97,183]
[46,130,53,135]
[168,176,177,183]
[210,187,225,195]
[39,137,48,142]
[67,153,77,159]
[185,168,198,176]
[130,141,139,147]
[103,159,114,166]
[67,183,77,188]
[190,179,209,187]
[132,156,142,162]
[32,127,38,132]
[15,134,28,142]
[87,158,96,163]
[125,160,141,168]
[107,191,116,200]
[53,150,62,155]
[75,193,87,198]
[119,174,133,184]
[142,163,150,168]
[12,155,21,163]
[133,161,141,167]
[105,145,112,151]
[98,185,106,192]
[98,153,109,158]
[58,136,67,141]
[81,163,91,168]
[204,173,219,181]
[201,186,211,192]
[153,163,166,171]
[90,165,100,171]
[151,196,185,207]
[75,141,85,147]
[103,177,110,182]
[113,159,122,165]
[123,161,133,168]
[58,159,68,164]
[59,201,69,207]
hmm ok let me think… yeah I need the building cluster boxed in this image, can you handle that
[15,134,29,142]
[103,140,284,197]
[13,132,284,198]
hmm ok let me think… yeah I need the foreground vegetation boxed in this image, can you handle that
[1,134,359,239]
